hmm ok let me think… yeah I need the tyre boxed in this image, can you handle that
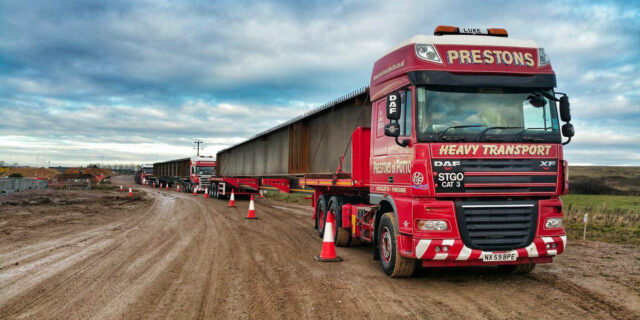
[315,195,327,238]
[328,196,351,247]
[498,263,536,274]
[378,212,416,277]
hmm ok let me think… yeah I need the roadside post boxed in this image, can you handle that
[583,213,588,241]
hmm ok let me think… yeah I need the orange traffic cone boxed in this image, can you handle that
[152,183,155,188]
[259,190,264,199]
[245,194,257,219]
[193,187,198,196]
[120,185,123,192]
[128,186,133,197]
[228,191,236,207]
[314,213,342,262]
[165,183,169,190]
[176,185,180,192]
[204,187,209,198]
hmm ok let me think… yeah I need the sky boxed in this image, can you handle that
[0,0,639,167]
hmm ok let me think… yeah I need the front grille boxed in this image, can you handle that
[455,200,537,251]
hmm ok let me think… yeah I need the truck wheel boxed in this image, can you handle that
[378,212,415,277]
[498,264,536,274]
[328,196,351,247]
[316,195,327,238]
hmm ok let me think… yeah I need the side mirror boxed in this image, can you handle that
[559,96,571,122]
[386,92,401,120]
[384,123,400,137]
[562,123,574,138]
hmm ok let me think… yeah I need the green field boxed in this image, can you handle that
[569,166,640,196]
[562,194,640,211]
[562,194,640,246]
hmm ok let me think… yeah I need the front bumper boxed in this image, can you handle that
[414,235,566,266]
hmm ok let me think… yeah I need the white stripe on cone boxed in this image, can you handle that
[323,217,333,242]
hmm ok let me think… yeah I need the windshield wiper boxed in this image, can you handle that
[475,126,523,141]
[436,125,485,142]
[514,127,549,141]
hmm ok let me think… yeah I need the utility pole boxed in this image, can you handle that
[194,140,203,156]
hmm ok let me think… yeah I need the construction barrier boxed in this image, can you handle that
[0,178,49,195]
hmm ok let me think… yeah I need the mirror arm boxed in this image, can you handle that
[562,136,571,145]
[395,137,410,147]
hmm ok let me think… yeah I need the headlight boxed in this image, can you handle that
[538,48,550,66]
[545,217,563,229]
[417,220,448,231]
[415,44,443,64]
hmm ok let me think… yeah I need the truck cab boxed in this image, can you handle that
[141,164,153,184]
[367,26,573,276]
[187,157,216,192]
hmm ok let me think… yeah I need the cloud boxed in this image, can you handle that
[0,0,639,166]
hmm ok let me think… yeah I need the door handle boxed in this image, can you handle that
[388,176,394,183]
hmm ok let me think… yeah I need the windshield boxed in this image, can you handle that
[195,166,215,176]
[142,168,153,174]
[415,86,560,142]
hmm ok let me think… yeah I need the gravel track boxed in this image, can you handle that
[0,176,637,319]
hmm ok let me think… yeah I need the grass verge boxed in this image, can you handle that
[262,190,310,205]
[562,194,640,246]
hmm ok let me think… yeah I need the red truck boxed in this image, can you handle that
[135,164,154,185]
[153,157,216,192]
[213,26,574,277]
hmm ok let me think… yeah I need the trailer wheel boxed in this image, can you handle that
[315,195,328,238]
[328,196,351,247]
[498,263,536,274]
[378,212,415,277]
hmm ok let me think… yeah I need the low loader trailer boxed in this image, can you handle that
[212,25,575,277]
[153,156,216,193]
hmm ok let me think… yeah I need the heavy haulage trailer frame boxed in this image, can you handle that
[211,87,370,198]
[210,25,575,277]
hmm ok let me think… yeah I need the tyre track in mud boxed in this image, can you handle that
[0,191,171,318]
[201,196,638,320]
[1,181,637,319]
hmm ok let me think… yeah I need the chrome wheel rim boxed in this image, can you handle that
[381,227,392,263]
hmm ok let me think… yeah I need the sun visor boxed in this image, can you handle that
[407,71,557,88]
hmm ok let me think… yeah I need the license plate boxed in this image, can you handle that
[482,252,517,262]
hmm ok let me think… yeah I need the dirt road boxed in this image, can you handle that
[1,176,638,319]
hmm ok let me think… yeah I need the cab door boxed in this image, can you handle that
[386,89,413,187]
[370,89,414,187]
[371,99,388,185]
